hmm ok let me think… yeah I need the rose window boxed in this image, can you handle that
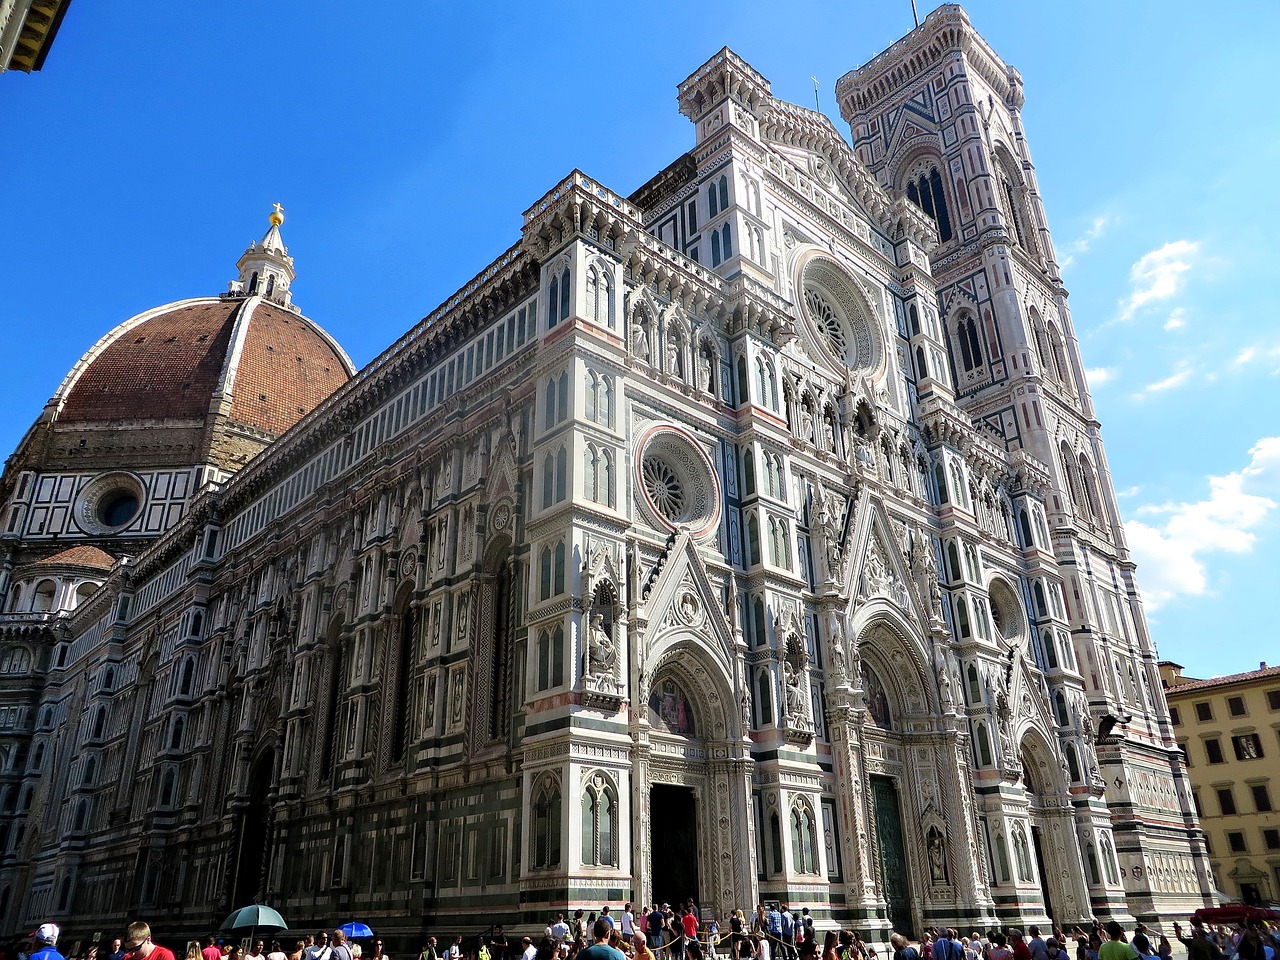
[804,287,847,359]
[635,427,721,537]
[642,457,685,521]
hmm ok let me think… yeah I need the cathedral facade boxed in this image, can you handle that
[0,5,1211,946]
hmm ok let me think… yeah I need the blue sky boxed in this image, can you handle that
[2,1,1276,678]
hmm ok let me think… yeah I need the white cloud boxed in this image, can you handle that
[1060,215,1111,270]
[1132,362,1193,398]
[1085,366,1116,386]
[1126,437,1280,609]
[1116,485,1142,499]
[1235,347,1257,366]
[1118,240,1199,322]
[1163,308,1188,331]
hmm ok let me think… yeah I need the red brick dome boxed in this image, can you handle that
[55,295,353,439]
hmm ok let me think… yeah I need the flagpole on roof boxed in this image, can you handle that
[911,0,920,28]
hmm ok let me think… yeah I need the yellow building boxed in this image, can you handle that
[1161,661,1280,905]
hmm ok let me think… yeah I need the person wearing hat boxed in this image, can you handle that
[31,925,66,960]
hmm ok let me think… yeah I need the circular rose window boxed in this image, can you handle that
[75,472,145,535]
[799,256,882,374]
[988,579,1026,643]
[636,427,720,537]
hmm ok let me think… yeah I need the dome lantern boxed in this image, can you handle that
[231,204,296,309]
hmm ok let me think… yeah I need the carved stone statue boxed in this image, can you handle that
[586,612,616,679]
[740,689,752,732]
[826,609,848,682]
[927,827,949,884]
[783,661,806,720]
[631,320,649,363]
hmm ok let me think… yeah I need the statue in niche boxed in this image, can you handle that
[649,677,694,736]
[631,321,649,363]
[826,609,848,682]
[699,343,715,393]
[800,404,815,444]
[586,612,616,679]
[815,485,844,582]
[783,661,807,720]
[927,827,949,884]
[740,689,752,732]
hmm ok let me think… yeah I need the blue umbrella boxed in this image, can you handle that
[340,923,374,940]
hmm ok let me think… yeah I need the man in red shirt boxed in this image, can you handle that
[682,910,702,960]
[122,922,177,960]
[202,938,223,960]
[1010,929,1033,960]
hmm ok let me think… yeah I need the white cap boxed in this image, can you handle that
[37,924,60,945]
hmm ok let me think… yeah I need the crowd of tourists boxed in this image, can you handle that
[3,910,1279,960]
[409,906,1280,960]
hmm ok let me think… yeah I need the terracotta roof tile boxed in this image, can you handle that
[61,300,240,421]
[30,545,117,570]
[228,302,350,436]
[1164,664,1280,694]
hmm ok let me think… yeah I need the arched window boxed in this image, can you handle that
[755,667,773,726]
[1101,835,1119,885]
[711,229,722,267]
[555,445,567,503]
[553,541,566,596]
[946,542,962,582]
[586,371,613,426]
[746,513,761,567]
[581,775,618,866]
[721,224,732,260]
[539,546,553,601]
[994,832,1010,883]
[906,165,953,242]
[708,181,719,218]
[1066,744,1082,783]
[1079,455,1103,518]
[584,445,614,507]
[1059,442,1082,508]
[32,579,56,613]
[536,626,564,691]
[953,315,983,373]
[1018,509,1034,548]
[1055,691,1070,727]
[159,767,176,808]
[541,452,555,510]
[1085,843,1101,885]
[586,266,601,324]
[718,175,729,212]
[532,777,562,868]
[736,356,749,407]
[179,657,195,696]
[392,599,420,760]
[91,706,107,741]
[1033,582,1048,618]
[752,596,766,649]
[976,722,993,767]
[73,799,88,833]
[934,462,949,504]
[967,664,982,705]
[1047,323,1070,384]
[741,448,756,495]
[956,596,971,638]
[908,302,921,337]
[30,743,43,772]
[548,266,570,327]
[791,800,819,874]
[915,345,928,380]
[769,811,784,876]
[82,755,96,787]
[1042,629,1058,669]
[169,716,184,751]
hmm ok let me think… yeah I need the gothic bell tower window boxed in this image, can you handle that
[906,166,953,243]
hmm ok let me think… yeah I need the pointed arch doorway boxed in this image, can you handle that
[637,641,753,918]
